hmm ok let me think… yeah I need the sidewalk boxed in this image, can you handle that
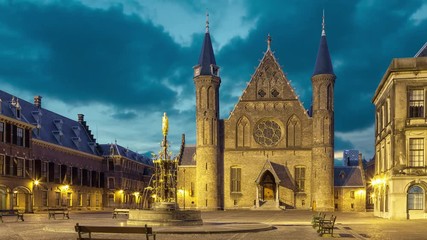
[1,210,426,239]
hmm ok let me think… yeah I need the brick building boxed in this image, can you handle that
[0,90,153,212]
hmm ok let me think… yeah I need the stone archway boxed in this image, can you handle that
[0,185,10,210]
[12,186,32,213]
[260,171,276,201]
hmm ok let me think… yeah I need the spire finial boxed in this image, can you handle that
[322,9,326,36]
[267,33,272,50]
[205,12,209,33]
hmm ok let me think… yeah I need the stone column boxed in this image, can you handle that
[256,185,259,208]
[275,184,279,208]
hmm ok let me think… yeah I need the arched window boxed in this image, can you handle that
[237,116,250,148]
[287,115,301,147]
[408,185,424,210]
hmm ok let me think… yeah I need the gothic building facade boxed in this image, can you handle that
[178,15,336,211]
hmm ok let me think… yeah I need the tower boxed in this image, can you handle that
[193,14,221,210]
[311,11,336,211]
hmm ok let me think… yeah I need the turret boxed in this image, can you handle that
[194,13,221,210]
[311,11,336,212]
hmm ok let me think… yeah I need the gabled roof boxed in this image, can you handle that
[0,90,98,155]
[98,143,153,166]
[255,159,295,190]
[179,145,196,166]
[334,166,364,187]
[228,41,309,119]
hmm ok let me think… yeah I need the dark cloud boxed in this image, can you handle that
[0,0,426,155]
[217,0,427,134]
[0,1,193,111]
[111,111,138,120]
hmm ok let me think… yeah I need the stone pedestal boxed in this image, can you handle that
[128,209,203,226]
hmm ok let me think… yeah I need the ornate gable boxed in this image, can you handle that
[241,51,298,101]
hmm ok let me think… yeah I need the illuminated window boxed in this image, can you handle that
[408,185,424,210]
[409,89,424,118]
[409,138,424,167]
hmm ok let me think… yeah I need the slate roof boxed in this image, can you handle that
[334,166,364,187]
[197,32,217,75]
[179,145,196,166]
[99,143,153,166]
[0,90,98,155]
[415,42,427,57]
[270,161,295,190]
[313,35,334,76]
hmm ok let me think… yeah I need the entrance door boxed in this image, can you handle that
[260,171,276,201]
[263,183,274,200]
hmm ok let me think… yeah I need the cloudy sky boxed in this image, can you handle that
[0,0,426,160]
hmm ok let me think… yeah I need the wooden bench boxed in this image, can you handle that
[311,212,325,229]
[48,207,70,220]
[318,215,337,236]
[75,223,156,240]
[112,208,129,219]
[0,209,24,223]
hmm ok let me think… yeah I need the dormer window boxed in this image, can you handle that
[194,66,201,76]
[339,171,345,179]
[16,108,21,119]
[210,64,219,76]
[53,119,63,131]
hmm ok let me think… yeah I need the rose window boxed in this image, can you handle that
[253,120,282,147]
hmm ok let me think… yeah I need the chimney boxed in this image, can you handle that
[34,96,42,108]
[78,114,84,124]
[358,153,363,168]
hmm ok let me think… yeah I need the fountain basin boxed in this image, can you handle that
[128,209,203,226]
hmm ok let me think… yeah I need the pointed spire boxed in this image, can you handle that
[206,12,209,33]
[196,12,218,76]
[313,11,334,76]
[267,33,272,51]
[321,9,326,36]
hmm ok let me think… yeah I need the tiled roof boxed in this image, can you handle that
[180,145,196,166]
[98,143,153,166]
[313,35,334,76]
[197,32,217,75]
[0,90,98,155]
[334,166,364,187]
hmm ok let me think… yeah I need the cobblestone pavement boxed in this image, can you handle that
[1,210,427,239]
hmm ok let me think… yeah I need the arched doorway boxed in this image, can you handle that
[0,185,9,209]
[260,171,276,201]
[12,186,32,213]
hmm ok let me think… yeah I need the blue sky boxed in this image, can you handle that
[0,0,426,160]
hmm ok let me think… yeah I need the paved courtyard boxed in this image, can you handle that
[0,209,426,239]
